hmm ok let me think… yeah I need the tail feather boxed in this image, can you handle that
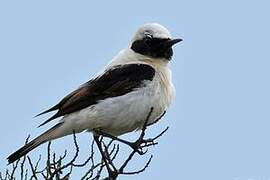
[7,123,63,164]
[35,104,59,117]
[7,139,40,164]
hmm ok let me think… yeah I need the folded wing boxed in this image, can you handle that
[37,64,155,127]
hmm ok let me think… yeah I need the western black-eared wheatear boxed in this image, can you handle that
[8,23,182,163]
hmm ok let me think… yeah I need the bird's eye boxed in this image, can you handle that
[145,34,153,40]
[144,33,153,46]
[144,31,153,40]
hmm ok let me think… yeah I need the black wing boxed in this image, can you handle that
[37,64,155,127]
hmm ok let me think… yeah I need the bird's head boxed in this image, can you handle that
[130,23,182,60]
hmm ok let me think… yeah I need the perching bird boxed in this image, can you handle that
[7,23,182,164]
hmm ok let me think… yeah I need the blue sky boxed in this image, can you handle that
[1,0,270,179]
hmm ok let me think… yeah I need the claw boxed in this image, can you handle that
[137,150,144,155]
[142,149,148,155]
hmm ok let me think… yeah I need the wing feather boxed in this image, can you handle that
[37,64,155,126]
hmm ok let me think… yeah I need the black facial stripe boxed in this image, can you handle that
[131,37,173,60]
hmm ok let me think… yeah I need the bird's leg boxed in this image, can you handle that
[94,130,156,155]
[94,130,134,146]
[94,109,168,155]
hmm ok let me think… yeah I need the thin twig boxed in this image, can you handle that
[122,155,153,175]
[27,156,38,180]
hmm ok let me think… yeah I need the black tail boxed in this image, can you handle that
[7,139,42,164]
[7,123,63,164]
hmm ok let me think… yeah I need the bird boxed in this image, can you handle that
[7,23,182,164]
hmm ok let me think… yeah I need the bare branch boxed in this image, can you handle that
[9,158,19,179]
[2,108,168,180]
[121,155,153,175]
[27,156,38,180]
[96,108,168,179]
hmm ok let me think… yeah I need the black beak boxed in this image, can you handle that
[166,38,183,47]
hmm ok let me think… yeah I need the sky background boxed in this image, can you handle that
[1,0,270,179]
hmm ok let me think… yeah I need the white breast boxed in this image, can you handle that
[147,60,175,109]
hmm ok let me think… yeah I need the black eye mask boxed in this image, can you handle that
[131,37,174,60]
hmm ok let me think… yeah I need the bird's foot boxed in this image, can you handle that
[94,129,158,155]
[126,138,158,155]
